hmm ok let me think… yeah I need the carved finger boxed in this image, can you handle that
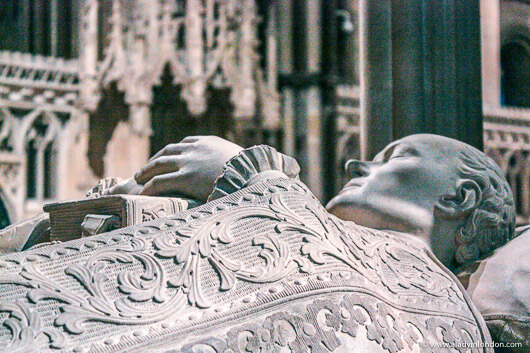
[149,143,186,162]
[180,136,205,144]
[135,155,182,185]
[107,178,143,195]
[140,171,190,197]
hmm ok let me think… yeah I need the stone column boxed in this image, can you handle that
[70,0,82,57]
[33,0,47,55]
[235,0,257,119]
[261,4,281,142]
[321,0,339,201]
[480,0,501,108]
[359,0,393,160]
[57,112,97,201]
[390,0,483,149]
[391,0,425,138]
[80,0,100,110]
[51,0,58,57]
[304,0,323,200]
[279,0,296,157]
[21,0,31,52]
[185,0,206,115]
[104,122,150,179]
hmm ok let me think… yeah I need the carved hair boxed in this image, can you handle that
[453,145,516,267]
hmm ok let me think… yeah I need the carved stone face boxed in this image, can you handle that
[326,134,466,247]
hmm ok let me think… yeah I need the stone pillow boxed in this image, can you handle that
[462,229,529,352]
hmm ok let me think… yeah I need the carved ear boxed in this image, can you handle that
[437,179,482,219]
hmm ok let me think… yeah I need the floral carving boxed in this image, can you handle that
[273,194,456,301]
[153,190,458,309]
[153,194,301,308]
[19,238,186,334]
[0,302,65,352]
[181,293,483,353]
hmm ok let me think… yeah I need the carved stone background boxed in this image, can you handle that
[0,153,24,223]
[0,52,92,223]
[0,0,529,229]
[80,0,279,135]
[0,179,492,352]
[0,0,281,226]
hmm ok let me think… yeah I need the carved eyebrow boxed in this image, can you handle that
[393,144,420,157]
[374,143,420,162]
[384,145,399,160]
[373,144,397,162]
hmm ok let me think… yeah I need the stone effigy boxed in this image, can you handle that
[325,134,516,272]
[1,134,517,352]
[0,177,492,352]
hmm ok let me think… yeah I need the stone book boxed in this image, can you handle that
[44,195,192,242]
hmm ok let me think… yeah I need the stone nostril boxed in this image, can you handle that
[345,159,369,178]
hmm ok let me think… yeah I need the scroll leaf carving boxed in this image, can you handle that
[0,302,65,352]
[184,293,482,353]
[265,195,456,300]
[19,239,185,334]
[154,190,456,312]
[154,196,300,308]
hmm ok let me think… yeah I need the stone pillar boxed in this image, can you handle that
[185,0,206,115]
[130,104,152,137]
[57,112,97,201]
[321,0,339,201]
[481,0,501,108]
[391,1,425,138]
[21,0,31,52]
[279,0,295,157]
[71,0,83,57]
[266,6,278,97]
[80,0,100,110]
[359,0,393,160]
[51,0,58,57]
[33,0,47,55]
[304,0,323,200]
[390,0,483,149]
[235,1,257,118]
[104,122,150,180]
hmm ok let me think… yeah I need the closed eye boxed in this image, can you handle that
[374,145,397,162]
[389,145,420,160]
[389,154,405,160]
[374,143,420,162]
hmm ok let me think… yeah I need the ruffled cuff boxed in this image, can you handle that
[207,145,300,201]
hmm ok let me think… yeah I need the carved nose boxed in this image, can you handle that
[345,159,370,178]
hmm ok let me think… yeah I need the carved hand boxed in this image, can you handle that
[134,136,243,201]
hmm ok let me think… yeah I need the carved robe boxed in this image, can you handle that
[0,177,493,352]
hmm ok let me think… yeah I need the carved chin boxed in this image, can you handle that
[326,196,387,228]
[326,202,360,222]
[326,195,434,236]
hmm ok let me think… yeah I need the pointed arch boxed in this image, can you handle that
[88,81,129,177]
[0,189,12,230]
[19,110,62,201]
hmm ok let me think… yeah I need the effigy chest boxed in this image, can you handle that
[0,178,492,352]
